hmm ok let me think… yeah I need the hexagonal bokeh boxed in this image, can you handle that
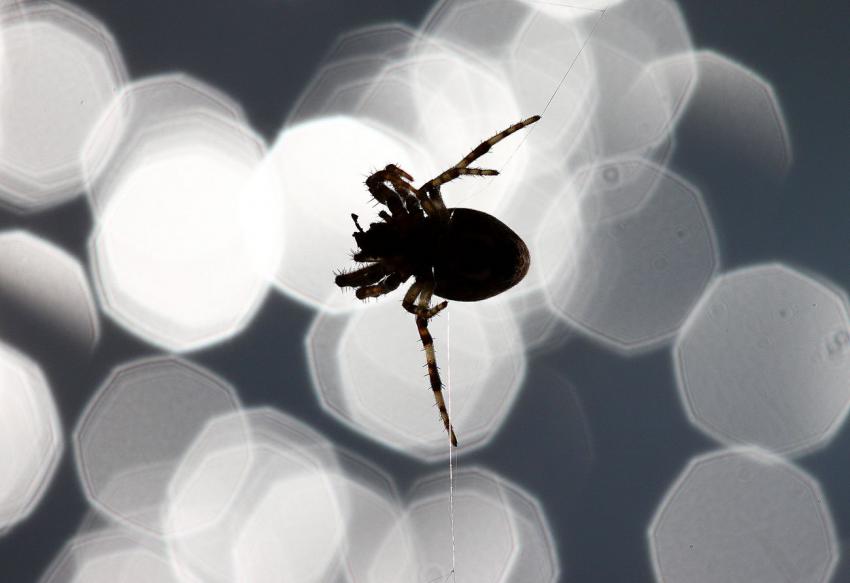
[307,297,526,460]
[0,0,126,212]
[0,341,62,534]
[165,408,350,583]
[584,42,676,169]
[421,0,532,62]
[0,230,99,351]
[675,263,850,456]
[674,50,792,178]
[232,472,344,583]
[504,8,597,164]
[40,528,181,583]
[509,0,696,169]
[89,108,279,352]
[544,159,718,354]
[333,448,406,583]
[82,73,247,216]
[286,24,418,126]
[518,0,624,19]
[594,0,695,66]
[74,356,243,535]
[370,466,559,582]
[649,448,837,583]
[164,408,339,538]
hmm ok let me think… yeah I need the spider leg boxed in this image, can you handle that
[335,262,386,289]
[420,167,500,193]
[417,317,457,446]
[353,250,380,262]
[379,164,440,217]
[455,115,541,169]
[405,280,456,446]
[405,196,424,217]
[402,280,424,313]
[417,115,541,194]
[383,163,414,184]
[356,272,405,299]
[365,168,409,218]
[402,280,448,318]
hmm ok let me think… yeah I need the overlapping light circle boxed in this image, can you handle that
[82,73,247,216]
[675,263,850,455]
[649,448,837,583]
[0,230,99,351]
[40,528,181,583]
[165,407,404,583]
[543,159,718,353]
[0,341,62,534]
[74,356,243,535]
[422,0,534,61]
[0,0,126,212]
[670,50,792,178]
[370,467,559,582]
[88,84,282,352]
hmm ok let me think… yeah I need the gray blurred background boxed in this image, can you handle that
[0,0,847,581]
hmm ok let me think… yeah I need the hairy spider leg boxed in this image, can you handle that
[405,279,457,446]
[369,164,442,218]
[388,174,426,217]
[417,115,541,194]
[374,165,416,197]
[335,262,386,289]
[357,272,403,299]
[421,167,500,194]
[402,280,448,318]
[383,163,413,183]
[402,280,424,311]
[456,115,541,169]
[384,164,441,217]
[365,168,408,218]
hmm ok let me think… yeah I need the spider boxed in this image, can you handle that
[334,115,539,446]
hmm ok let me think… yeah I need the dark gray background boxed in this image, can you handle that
[0,0,848,581]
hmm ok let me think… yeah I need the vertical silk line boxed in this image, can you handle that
[447,309,457,582]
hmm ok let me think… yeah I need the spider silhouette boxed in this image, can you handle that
[334,115,539,446]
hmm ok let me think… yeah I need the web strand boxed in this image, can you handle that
[469,5,608,199]
[447,310,457,582]
[541,6,608,115]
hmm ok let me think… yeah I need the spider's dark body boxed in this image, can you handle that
[334,115,540,447]
[351,207,530,303]
[433,208,530,301]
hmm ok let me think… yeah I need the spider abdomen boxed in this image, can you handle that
[433,208,530,302]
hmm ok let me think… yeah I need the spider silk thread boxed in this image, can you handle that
[447,310,457,582]
[467,4,609,200]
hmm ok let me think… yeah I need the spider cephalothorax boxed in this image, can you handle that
[334,115,539,446]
